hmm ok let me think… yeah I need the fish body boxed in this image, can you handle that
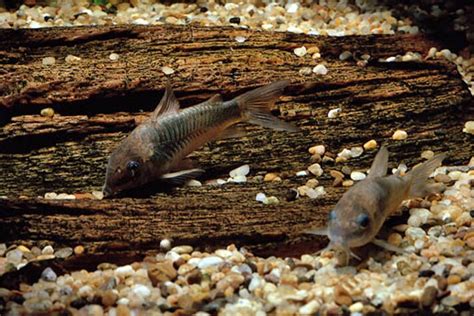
[306,146,446,263]
[103,80,298,197]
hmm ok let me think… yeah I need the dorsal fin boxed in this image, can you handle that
[368,146,389,178]
[208,94,223,104]
[151,84,180,120]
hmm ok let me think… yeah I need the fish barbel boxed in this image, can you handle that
[306,146,446,265]
[103,80,298,197]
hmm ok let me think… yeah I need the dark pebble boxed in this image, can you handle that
[199,7,208,13]
[10,294,24,304]
[470,210,474,217]
[286,189,299,202]
[70,297,87,309]
[203,298,227,312]
[418,270,435,278]
[229,17,241,24]
[187,269,202,285]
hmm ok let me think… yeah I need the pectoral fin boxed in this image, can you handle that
[160,168,204,185]
[372,238,407,254]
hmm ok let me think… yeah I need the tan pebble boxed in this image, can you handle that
[148,261,177,286]
[434,174,452,183]
[329,170,344,179]
[92,191,104,200]
[264,173,279,182]
[349,302,364,313]
[447,274,461,285]
[36,254,55,261]
[109,53,119,61]
[387,233,402,247]
[74,193,94,200]
[42,57,56,65]
[342,180,353,187]
[421,150,434,160]
[65,54,81,63]
[40,107,55,117]
[116,304,131,316]
[466,237,474,249]
[469,157,474,167]
[310,153,321,162]
[307,46,320,54]
[421,248,439,258]
[308,145,325,156]
[393,224,409,233]
[306,179,319,188]
[161,66,175,75]
[392,130,408,140]
[363,139,377,150]
[102,290,118,306]
[308,163,323,177]
[74,245,85,255]
[335,156,347,164]
[333,177,343,187]
[334,285,352,306]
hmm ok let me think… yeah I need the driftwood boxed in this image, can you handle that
[0,25,473,275]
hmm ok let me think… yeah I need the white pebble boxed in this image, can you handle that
[185,179,202,187]
[350,171,366,181]
[132,284,151,297]
[308,163,323,177]
[235,36,247,43]
[286,3,299,14]
[306,186,325,199]
[78,285,93,297]
[327,108,341,118]
[392,130,408,140]
[92,191,104,200]
[114,265,135,278]
[42,57,56,66]
[294,46,307,57]
[299,300,320,314]
[350,146,364,158]
[313,64,328,75]
[339,51,352,61]
[256,193,266,202]
[165,251,181,263]
[160,239,171,251]
[133,18,149,25]
[462,121,474,135]
[230,164,250,177]
[44,192,57,199]
[41,267,57,282]
[42,245,54,255]
[197,256,224,269]
[385,56,397,62]
[161,66,175,75]
[109,53,119,61]
[117,298,129,305]
[337,148,352,159]
[296,170,308,177]
[426,47,437,59]
[349,302,364,313]
[228,175,247,183]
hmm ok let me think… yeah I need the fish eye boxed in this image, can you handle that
[127,160,140,171]
[356,213,370,228]
[328,210,337,221]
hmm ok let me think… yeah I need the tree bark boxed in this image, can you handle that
[0,25,472,274]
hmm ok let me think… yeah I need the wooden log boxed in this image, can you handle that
[0,25,472,273]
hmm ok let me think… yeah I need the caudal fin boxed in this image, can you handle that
[407,153,447,197]
[234,80,300,132]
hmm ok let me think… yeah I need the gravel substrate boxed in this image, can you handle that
[1,163,473,315]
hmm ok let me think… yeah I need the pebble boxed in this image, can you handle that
[339,51,352,61]
[293,46,307,57]
[41,267,57,282]
[296,170,308,177]
[92,191,104,200]
[299,67,313,76]
[342,180,354,187]
[185,179,202,187]
[171,245,193,254]
[349,302,364,313]
[363,139,378,150]
[299,300,320,314]
[40,107,54,117]
[255,192,266,203]
[109,53,119,61]
[328,108,341,118]
[160,239,171,251]
[161,66,175,75]
[421,286,438,307]
[263,173,279,182]
[229,164,250,178]
[307,163,323,177]
[306,186,325,199]
[65,54,81,63]
[198,256,224,269]
[308,145,325,156]
[350,171,366,181]
[42,57,55,65]
[313,64,328,75]
[54,247,73,259]
[392,130,408,140]
[235,36,246,43]
[74,245,85,255]
[41,245,54,255]
[421,150,435,160]
[263,196,279,205]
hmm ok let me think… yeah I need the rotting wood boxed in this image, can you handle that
[0,25,473,278]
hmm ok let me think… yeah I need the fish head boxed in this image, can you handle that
[103,128,156,197]
[327,182,379,248]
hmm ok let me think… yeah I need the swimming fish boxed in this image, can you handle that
[102,80,299,197]
[305,146,446,265]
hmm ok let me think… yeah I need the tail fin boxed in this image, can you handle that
[407,153,447,197]
[234,80,300,132]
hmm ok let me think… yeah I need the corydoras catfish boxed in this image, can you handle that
[306,146,446,265]
[102,80,299,197]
